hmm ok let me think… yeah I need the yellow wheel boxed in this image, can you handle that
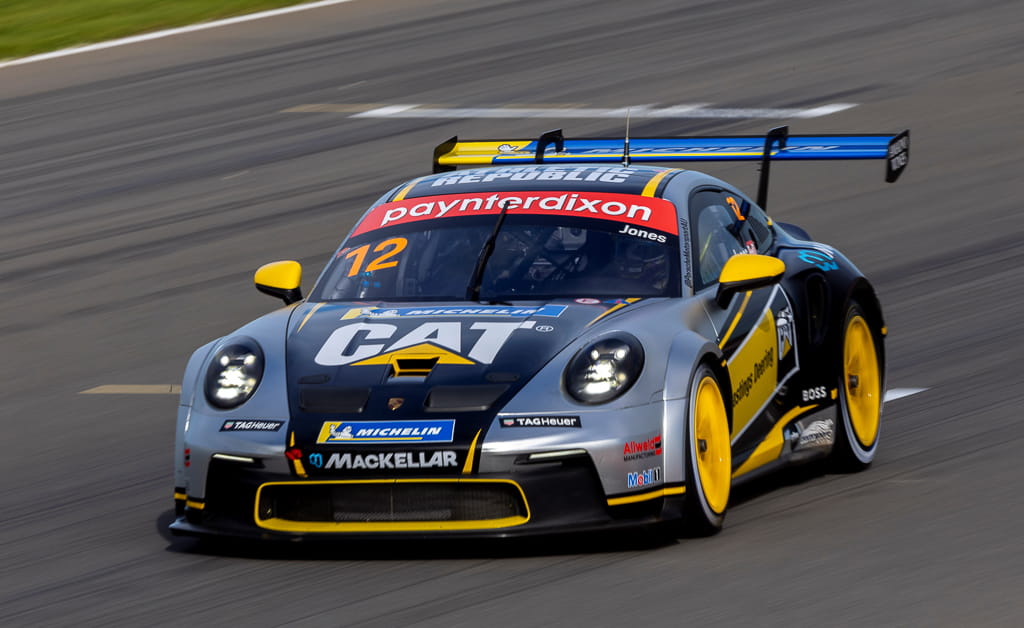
[682,365,731,535]
[844,314,881,447]
[833,301,884,470]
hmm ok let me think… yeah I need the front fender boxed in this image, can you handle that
[174,306,297,500]
[174,340,218,489]
[661,331,723,402]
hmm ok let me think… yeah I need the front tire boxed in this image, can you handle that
[831,301,883,471]
[681,364,732,536]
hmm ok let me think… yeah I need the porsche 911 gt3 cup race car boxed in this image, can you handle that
[171,126,909,539]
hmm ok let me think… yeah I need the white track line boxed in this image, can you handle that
[0,0,359,70]
[884,388,928,402]
[342,103,858,119]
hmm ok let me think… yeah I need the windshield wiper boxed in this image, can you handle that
[466,201,512,302]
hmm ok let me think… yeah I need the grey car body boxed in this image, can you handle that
[171,130,906,539]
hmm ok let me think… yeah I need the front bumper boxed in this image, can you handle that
[169,453,682,540]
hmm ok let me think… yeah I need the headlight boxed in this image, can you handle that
[204,339,264,409]
[564,335,644,404]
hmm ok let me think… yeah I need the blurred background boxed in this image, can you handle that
[1,1,1022,625]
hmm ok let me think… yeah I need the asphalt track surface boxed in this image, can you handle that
[2,0,1022,625]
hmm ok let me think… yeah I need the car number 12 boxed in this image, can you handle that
[344,237,408,277]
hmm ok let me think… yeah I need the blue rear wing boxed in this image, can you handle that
[433,126,910,207]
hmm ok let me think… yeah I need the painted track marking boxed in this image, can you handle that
[284,103,858,119]
[883,387,928,402]
[81,385,181,394]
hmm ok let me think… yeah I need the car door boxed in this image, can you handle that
[689,187,799,459]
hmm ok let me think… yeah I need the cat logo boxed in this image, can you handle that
[776,306,795,360]
[314,320,536,366]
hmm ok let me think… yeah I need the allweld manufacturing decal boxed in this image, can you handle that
[623,434,662,460]
[350,191,679,236]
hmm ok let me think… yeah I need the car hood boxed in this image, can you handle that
[282,299,644,475]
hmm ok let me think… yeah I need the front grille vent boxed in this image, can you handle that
[299,387,370,413]
[256,480,529,532]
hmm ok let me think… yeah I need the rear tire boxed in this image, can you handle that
[830,301,883,471]
[680,364,731,536]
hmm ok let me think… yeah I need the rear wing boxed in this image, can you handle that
[432,126,910,208]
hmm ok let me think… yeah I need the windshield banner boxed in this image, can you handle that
[351,191,678,237]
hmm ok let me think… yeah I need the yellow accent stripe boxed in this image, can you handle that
[254,479,529,533]
[641,170,673,197]
[586,297,641,327]
[296,302,325,333]
[606,485,685,506]
[718,290,752,349]
[731,404,818,478]
[173,492,187,501]
[452,151,770,165]
[185,500,205,510]
[259,516,528,533]
[462,429,482,474]
[435,151,775,168]
[830,387,838,400]
[81,385,180,394]
[285,431,307,477]
[341,307,365,320]
[392,178,422,202]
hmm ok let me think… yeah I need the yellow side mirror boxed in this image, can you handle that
[715,254,785,307]
[255,260,303,305]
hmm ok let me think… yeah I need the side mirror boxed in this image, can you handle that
[255,260,303,305]
[715,254,785,308]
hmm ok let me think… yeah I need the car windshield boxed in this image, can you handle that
[312,214,681,302]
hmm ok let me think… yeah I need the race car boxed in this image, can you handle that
[170,126,909,539]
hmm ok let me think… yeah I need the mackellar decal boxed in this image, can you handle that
[314,451,459,470]
[350,191,678,237]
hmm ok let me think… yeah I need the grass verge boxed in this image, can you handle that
[0,0,318,61]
